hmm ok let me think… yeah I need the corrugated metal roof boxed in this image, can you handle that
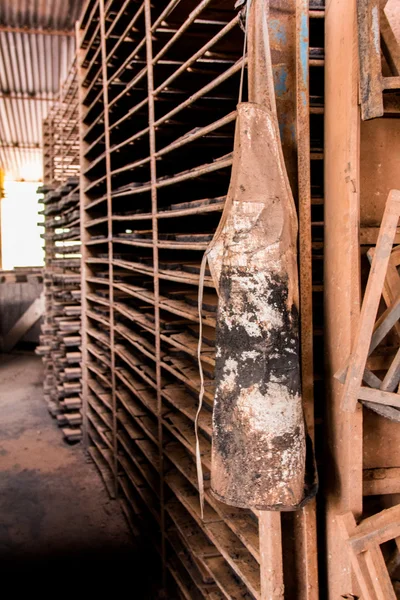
[0,0,82,181]
[0,0,83,31]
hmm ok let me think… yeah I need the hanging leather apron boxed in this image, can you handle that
[197,0,317,511]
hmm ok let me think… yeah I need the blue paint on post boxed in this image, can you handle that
[300,12,308,102]
[269,19,287,45]
[274,65,288,98]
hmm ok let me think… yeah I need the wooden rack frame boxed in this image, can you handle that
[37,63,82,442]
[357,0,400,120]
[77,0,325,597]
[43,63,80,186]
[325,0,400,597]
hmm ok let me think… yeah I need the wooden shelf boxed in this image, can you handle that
[78,0,322,596]
[37,66,81,442]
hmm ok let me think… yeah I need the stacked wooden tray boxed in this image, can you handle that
[37,178,82,442]
[37,62,82,443]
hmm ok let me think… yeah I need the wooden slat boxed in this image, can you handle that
[357,0,384,120]
[259,512,284,600]
[380,8,400,76]
[341,190,400,412]
[364,467,400,495]
[337,508,399,600]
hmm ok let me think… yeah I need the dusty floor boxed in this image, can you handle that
[0,353,158,594]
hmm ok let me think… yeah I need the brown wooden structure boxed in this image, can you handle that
[325,0,400,596]
[37,65,82,442]
[27,0,400,596]
[76,0,326,597]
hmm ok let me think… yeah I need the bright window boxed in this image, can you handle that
[1,181,44,270]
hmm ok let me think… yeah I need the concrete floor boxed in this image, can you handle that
[0,353,158,594]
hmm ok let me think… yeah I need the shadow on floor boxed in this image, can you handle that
[0,539,161,596]
[0,353,163,597]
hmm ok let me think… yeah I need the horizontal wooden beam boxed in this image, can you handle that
[360,226,400,245]
[383,76,400,90]
[0,25,74,37]
[358,386,400,408]
[364,468,400,496]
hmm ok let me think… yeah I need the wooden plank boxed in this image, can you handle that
[2,292,45,352]
[365,546,396,600]
[357,0,384,120]
[383,75,400,89]
[341,189,400,412]
[348,503,400,554]
[369,293,400,351]
[203,555,254,600]
[295,0,319,593]
[164,438,260,563]
[336,512,379,600]
[358,386,400,407]
[360,227,400,245]
[166,470,260,598]
[381,346,400,391]
[368,244,400,338]
[324,0,363,595]
[88,446,115,498]
[364,467,400,495]
[380,8,400,76]
[259,512,284,600]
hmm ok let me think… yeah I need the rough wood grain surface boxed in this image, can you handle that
[337,507,399,600]
[357,0,384,120]
[324,0,363,595]
[341,189,400,412]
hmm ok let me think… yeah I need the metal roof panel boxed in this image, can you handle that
[0,0,79,179]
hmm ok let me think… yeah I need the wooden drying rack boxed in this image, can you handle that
[76,0,324,597]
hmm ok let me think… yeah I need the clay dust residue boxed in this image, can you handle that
[0,429,76,473]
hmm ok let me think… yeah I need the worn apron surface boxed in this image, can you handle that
[205,101,317,510]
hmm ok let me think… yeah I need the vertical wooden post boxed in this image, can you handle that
[296,0,313,439]
[325,0,362,596]
[99,0,118,495]
[76,22,89,452]
[144,0,166,584]
[295,2,319,597]
[259,512,285,600]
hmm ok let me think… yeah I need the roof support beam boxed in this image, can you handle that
[0,25,75,36]
[0,93,56,102]
[0,143,41,150]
